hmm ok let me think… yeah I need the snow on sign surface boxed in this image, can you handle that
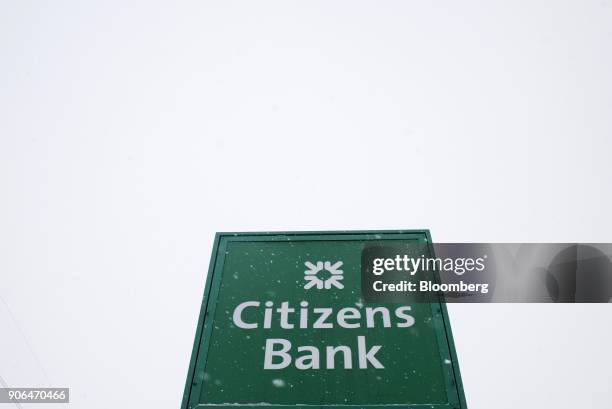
[181,231,467,409]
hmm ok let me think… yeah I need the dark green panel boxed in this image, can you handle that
[182,231,467,409]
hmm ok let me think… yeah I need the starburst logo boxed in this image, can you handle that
[304,261,344,290]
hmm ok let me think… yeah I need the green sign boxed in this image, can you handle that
[182,231,467,409]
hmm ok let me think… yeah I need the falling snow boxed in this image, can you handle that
[271,379,286,388]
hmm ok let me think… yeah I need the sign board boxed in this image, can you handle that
[182,231,467,409]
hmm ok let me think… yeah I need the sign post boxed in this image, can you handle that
[182,231,467,409]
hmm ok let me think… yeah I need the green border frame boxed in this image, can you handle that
[181,230,468,409]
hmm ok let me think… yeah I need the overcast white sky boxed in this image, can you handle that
[1,1,611,408]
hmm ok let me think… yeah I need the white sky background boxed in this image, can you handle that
[1,1,611,408]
